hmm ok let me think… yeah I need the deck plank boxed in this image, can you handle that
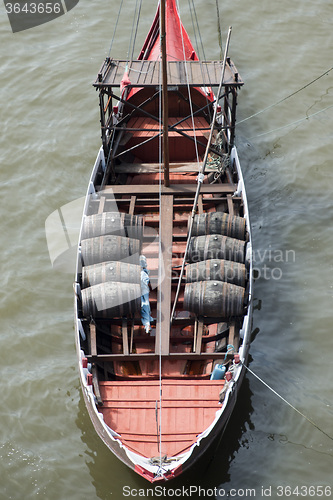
[98,379,223,457]
[155,195,174,355]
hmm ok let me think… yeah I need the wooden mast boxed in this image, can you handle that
[161,0,170,186]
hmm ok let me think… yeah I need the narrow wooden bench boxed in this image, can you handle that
[100,183,237,195]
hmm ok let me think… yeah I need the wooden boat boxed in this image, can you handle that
[74,0,253,482]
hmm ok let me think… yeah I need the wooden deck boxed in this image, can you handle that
[94,59,243,88]
[99,379,223,458]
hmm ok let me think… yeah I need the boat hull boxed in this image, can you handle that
[74,0,253,482]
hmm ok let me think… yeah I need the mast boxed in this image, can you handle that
[161,0,170,186]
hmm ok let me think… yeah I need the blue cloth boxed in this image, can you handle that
[140,263,153,332]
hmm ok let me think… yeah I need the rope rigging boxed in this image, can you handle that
[127,0,143,63]
[243,363,333,443]
[238,65,333,125]
[186,0,216,122]
[176,0,200,165]
[107,0,124,57]
[170,26,233,323]
[187,0,206,61]
[249,103,333,139]
[157,10,163,470]
[215,0,223,59]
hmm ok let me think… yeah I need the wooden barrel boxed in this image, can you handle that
[82,261,141,288]
[185,259,246,287]
[82,282,141,318]
[187,235,245,263]
[184,281,244,317]
[81,235,141,266]
[81,212,143,240]
[191,212,246,240]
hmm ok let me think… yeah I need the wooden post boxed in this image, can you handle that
[230,87,237,151]
[99,91,107,157]
[161,0,170,187]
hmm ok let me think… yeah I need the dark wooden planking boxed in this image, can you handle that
[94,60,243,88]
[104,196,242,206]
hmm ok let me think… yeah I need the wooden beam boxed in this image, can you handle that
[97,195,106,214]
[101,183,237,196]
[91,364,103,406]
[93,60,244,88]
[155,195,173,355]
[87,352,237,362]
[129,195,136,215]
[115,162,201,174]
[195,320,204,354]
[198,194,204,214]
[129,320,135,353]
[89,322,97,356]
[228,322,239,351]
[89,321,103,405]
[108,196,242,205]
[227,194,234,216]
[122,318,129,355]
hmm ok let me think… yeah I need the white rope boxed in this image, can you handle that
[170,26,232,323]
[130,0,142,61]
[243,363,333,441]
[238,65,333,125]
[127,0,141,63]
[175,0,200,166]
[157,13,163,470]
[249,103,333,139]
[108,0,124,57]
[187,0,215,121]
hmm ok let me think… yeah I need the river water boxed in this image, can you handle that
[1,1,333,499]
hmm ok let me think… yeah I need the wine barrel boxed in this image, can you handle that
[81,235,141,266]
[191,212,246,240]
[185,259,246,287]
[82,261,141,288]
[82,282,141,318]
[187,235,245,263]
[184,281,244,317]
[81,212,143,240]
